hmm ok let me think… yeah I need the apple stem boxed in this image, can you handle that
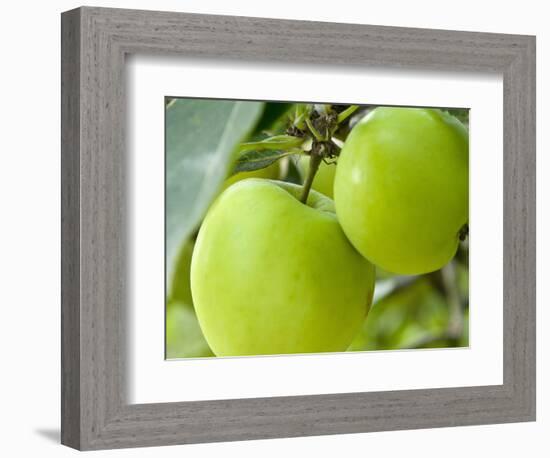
[300,153,322,203]
[336,105,359,124]
[305,117,324,141]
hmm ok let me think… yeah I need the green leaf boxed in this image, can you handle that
[231,134,304,174]
[446,108,470,127]
[232,150,299,174]
[251,102,293,136]
[166,99,264,287]
[239,134,304,152]
[166,302,213,358]
[292,104,312,130]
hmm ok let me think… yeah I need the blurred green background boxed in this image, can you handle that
[165,98,469,359]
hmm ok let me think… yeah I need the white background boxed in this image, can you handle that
[129,58,503,403]
[0,0,546,457]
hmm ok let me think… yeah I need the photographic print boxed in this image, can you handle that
[166,99,469,359]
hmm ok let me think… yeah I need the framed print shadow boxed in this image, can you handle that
[61,6,536,451]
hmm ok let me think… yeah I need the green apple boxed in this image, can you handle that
[190,179,375,356]
[221,161,280,193]
[168,239,195,305]
[298,156,337,198]
[169,163,281,305]
[334,107,468,275]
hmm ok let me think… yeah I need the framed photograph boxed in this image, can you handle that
[61,6,536,450]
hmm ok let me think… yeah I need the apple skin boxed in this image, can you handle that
[190,179,375,356]
[168,239,195,305]
[298,156,337,198]
[221,161,280,192]
[334,107,468,275]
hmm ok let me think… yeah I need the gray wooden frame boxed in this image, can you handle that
[61,6,536,451]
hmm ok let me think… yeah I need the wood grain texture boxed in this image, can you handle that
[60,8,81,449]
[60,6,536,450]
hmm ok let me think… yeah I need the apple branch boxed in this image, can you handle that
[300,152,322,203]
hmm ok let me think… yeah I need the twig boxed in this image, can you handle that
[337,105,359,124]
[300,153,322,203]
